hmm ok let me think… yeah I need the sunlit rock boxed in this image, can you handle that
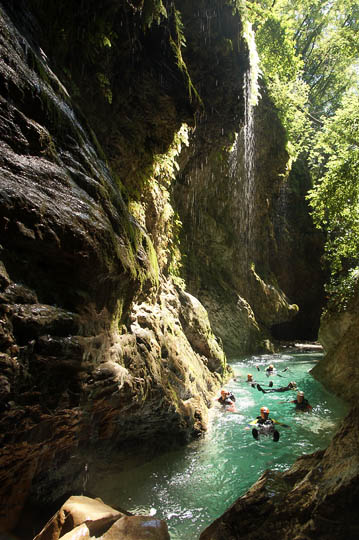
[33,496,123,540]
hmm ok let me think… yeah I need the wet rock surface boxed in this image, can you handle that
[312,293,359,404]
[0,1,229,531]
[33,495,170,540]
[174,87,299,355]
[0,0,339,537]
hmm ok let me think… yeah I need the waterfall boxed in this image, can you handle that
[240,21,261,264]
[242,69,256,254]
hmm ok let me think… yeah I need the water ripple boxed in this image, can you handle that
[90,352,349,540]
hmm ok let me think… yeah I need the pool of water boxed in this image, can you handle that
[88,352,349,539]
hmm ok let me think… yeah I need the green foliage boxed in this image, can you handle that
[169,9,202,105]
[324,268,359,313]
[234,0,359,160]
[141,0,167,28]
[268,75,313,157]
[153,123,189,184]
[308,92,359,304]
[152,124,189,278]
[238,0,359,310]
[236,1,312,159]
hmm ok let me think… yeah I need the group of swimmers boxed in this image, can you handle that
[216,363,313,442]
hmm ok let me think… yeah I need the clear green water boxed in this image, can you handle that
[90,352,349,539]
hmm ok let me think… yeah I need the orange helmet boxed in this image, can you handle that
[260,406,269,414]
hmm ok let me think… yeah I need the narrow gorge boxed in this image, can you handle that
[0,1,358,539]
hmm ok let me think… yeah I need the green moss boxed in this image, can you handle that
[144,235,160,287]
[169,9,202,106]
[141,0,167,28]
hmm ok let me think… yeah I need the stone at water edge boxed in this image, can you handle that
[32,495,123,540]
[102,515,170,540]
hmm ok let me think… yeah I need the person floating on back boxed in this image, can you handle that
[251,406,280,442]
[256,364,276,376]
[257,381,297,393]
[256,363,289,378]
[266,364,275,376]
[217,389,236,412]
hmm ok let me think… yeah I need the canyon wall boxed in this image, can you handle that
[0,0,231,529]
[0,0,325,533]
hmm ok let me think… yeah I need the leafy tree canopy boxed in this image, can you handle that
[233,0,359,308]
[307,91,359,309]
[234,0,359,156]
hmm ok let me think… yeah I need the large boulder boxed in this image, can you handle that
[311,292,359,404]
[33,496,170,540]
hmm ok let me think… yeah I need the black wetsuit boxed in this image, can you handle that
[291,398,312,411]
[218,392,236,406]
[258,383,295,393]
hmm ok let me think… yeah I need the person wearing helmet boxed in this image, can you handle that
[217,389,236,412]
[256,381,297,393]
[245,373,261,388]
[289,390,312,411]
[266,364,275,376]
[256,364,277,376]
[252,406,280,442]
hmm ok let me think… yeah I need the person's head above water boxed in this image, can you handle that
[267,364,274,371]
[221,389,229,397]
[289,381,297,389]
[297,390,304,402]
[247,373,253,381]
[260,406,269,418]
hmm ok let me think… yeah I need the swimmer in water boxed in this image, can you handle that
[246,373,273,388]
[256,363,289,378]
[256,381,297,393]
[217,389,236,412]
[251,406,280,442]
[289,390,312,411]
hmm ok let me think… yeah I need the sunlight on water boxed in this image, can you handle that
[90,352,348,540]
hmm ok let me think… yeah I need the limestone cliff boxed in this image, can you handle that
[173,82,299,356]
[270,158,326,341]
[311,294,359,404]
[0,0,229,530]
[0,0,323,534]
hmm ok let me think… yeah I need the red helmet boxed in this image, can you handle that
[260,406,269,414]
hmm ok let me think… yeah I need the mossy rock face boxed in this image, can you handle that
[270,158,326,341]
[24,0,199,197]
[173,84,298,355]
[312,290,359,405]
[0,1,232,528]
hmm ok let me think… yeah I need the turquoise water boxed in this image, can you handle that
[90,352,349,539]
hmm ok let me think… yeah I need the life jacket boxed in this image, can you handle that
[255,417,275,434]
